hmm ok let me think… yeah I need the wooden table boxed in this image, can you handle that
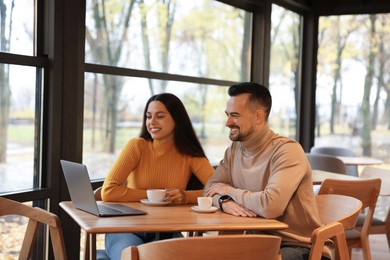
[336,156,383,166]
[60,201,288,260]
[312,169,360,185]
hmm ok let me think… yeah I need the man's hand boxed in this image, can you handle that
[205,183,233,197]
[205,183,257,217]
[221,200,257,217]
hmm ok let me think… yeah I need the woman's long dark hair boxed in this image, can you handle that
[139,93,206,158]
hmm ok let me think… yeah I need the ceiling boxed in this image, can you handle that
[302,0,390,15]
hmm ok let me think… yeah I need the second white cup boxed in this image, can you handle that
[197,196,213,209]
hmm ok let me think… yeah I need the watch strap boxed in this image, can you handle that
[218,195,232,212]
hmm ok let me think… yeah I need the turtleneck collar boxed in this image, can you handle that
[152,138,175,153]
[239,124,273,156]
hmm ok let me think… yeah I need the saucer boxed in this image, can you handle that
[191,206,218,213]
[140,199,171,206]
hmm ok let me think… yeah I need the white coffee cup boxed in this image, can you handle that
[147,189,166,202]
[197,197,213,210]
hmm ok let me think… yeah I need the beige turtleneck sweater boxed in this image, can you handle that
[204,124,323,249]
[102,138,214,204]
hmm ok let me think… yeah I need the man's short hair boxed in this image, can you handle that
[228,82,272,119]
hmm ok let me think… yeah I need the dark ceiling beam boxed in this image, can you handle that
[273,0,311,13]
[311,0,390,15]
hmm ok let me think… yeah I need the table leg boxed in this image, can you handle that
[84,233,96,260]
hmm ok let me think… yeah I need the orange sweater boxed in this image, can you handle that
[101,138,214,204]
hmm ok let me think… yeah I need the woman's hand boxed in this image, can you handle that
[165,188,186,204]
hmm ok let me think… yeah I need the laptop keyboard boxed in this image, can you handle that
[97,204,123,214]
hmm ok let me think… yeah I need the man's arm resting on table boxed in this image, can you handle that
[219,199,257,217]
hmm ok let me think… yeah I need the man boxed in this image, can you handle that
[204,82,326,260]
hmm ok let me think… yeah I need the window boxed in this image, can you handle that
[85,0,250,81]
[0,0,42,193]
[316,14,390,166]
[84,0,252,179]
[0,0,35,55]
[269,4,301,139]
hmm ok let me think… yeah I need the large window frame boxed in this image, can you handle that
[0,0,51,258]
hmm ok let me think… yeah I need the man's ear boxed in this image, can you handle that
[255,109,265,123]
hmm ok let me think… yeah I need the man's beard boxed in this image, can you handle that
[228,126,254,141]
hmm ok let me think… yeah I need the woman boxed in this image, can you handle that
[101,93,214,259]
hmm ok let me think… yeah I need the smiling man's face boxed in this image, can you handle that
[225,93,264,142]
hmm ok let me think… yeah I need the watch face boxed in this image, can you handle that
[220,195,231,202]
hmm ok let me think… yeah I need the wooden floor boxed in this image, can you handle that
[351,234,389,260]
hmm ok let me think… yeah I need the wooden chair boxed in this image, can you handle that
[318,178,381,260]
[120,234,282,260]
[357,166,390,249]
[310,146,358,176]
[0,197,67,260]
[311,194,363,259]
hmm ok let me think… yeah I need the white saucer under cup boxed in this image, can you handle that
[191,206,218,213]
[140,199,171,206]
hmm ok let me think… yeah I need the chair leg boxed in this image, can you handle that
[386,222,390,249]
[387,231,390,249]
[360,237,372,260]
[348,246,353,258]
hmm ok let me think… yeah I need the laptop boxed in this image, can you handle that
[60,159,147,217]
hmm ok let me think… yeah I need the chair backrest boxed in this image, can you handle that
[316,194,362,229]
[0,197,67,260]
[318,178,381,232]
[360,167,390,196]
[94,186,103,200]
[310,146,358,176]
[121,234,282,260]
[310,146,355,157]
[306,153,347,174]
[186,174,204,190]
[186,165,217,190]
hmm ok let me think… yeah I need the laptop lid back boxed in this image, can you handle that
[60,160,100,215]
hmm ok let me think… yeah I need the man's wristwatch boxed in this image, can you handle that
[218,195,232,211]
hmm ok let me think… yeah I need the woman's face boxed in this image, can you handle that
[146,101,175,142]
